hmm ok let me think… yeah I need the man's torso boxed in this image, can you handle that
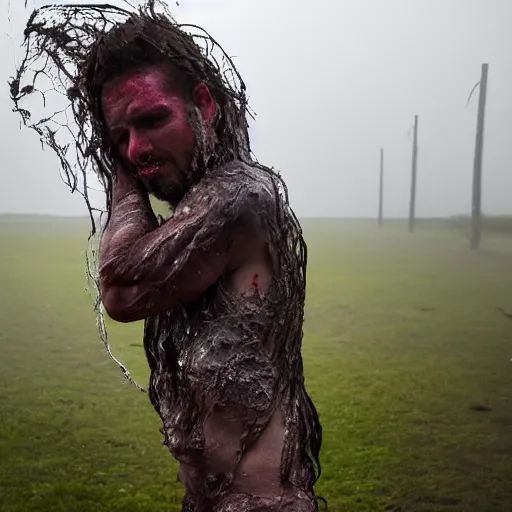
[142,162,318,506]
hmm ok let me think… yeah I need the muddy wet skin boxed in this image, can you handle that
[143,163,322,510]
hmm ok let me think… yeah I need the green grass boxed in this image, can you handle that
[1,216,512,511]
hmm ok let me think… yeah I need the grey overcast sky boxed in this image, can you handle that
[0,0,511,218]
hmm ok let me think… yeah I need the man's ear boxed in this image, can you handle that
[192,82,216,123]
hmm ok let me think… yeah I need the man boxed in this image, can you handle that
[11,2,322,510]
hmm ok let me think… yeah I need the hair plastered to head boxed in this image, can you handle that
[9,1,254,388]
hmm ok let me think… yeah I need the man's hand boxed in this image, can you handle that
[111,159,148,203]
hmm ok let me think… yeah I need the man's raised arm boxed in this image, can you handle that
[99,167,237,323]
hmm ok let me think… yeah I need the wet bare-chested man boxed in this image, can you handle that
[11,3,322,511]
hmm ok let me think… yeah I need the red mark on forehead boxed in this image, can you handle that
[120,72,165,101]
[252,273,259,289]
[102,69,173,128]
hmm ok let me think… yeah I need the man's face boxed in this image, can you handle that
[101,66,206,205]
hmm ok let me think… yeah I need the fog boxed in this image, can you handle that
[1,0,511,219]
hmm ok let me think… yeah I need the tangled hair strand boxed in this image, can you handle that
[9,0,260,390]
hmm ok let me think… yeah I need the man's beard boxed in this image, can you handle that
[143,173,187,208]
[141,105,217,208]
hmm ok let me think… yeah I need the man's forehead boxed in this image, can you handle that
[101,67,175,122]
[103,66,169,96]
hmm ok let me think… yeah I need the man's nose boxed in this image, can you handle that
[127,132,152,165]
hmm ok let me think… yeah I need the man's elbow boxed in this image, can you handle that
[101,286,142,323]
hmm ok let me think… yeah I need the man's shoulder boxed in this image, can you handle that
[178,160,284,220]
[212,160,281,207]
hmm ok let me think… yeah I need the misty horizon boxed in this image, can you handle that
[1,0,511,219]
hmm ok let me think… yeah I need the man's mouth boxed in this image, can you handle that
[138,161,164,177]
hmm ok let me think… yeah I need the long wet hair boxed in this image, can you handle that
[9,0,257,389]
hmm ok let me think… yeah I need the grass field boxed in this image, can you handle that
[1,215,512,512]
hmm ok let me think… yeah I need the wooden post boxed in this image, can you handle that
[408,115,419,233]
[470,63,489,250]
[379,148,384,227]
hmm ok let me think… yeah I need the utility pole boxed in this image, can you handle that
[470,63,489,250]
[408,115,419,233]
[379,148,384,227]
